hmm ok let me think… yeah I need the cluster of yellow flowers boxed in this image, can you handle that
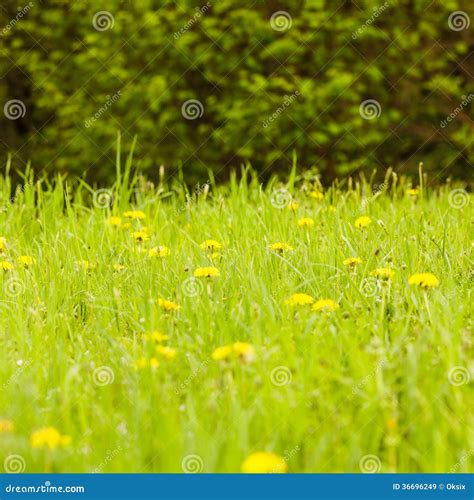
[212,342,255,362]
[31,426,71,449]
[106,210,146,229]
[1,416,287,471]
[0,238,35,271]
[135,330,178,369]
[285,269,439,310]
[285,294,340,312]
[106,211,172,267]
[1,421,71,450]
[107,213,225,275]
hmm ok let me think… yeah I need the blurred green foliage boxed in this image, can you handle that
[0,0,473,183]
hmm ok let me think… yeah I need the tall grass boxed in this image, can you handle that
[0,151,472,473]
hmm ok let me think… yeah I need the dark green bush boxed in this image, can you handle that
[0,0,473,183]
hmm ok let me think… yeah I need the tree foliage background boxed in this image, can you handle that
[0,0,473,183]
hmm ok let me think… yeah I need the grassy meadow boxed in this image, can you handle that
[0,160,472,473]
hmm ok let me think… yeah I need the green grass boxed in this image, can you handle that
[0,162,472,473]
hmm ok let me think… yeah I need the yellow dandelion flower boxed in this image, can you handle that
[312,299,340,312]
[17,255,34,268]
[287,201,299,211]
[212,345,233,361]
[370,267,395,280]
[123,210,146,220]
[269,242,294,253]
[343,257,362,267]
[149,245,170,257]
[157,298,180,312]
[194,267,219,278]
[107,216,122,227]
[157,345,177,359]
[406,188,419,197]
[131,231,149,243]
[355,216,372,229]
[113,264,125,272]
[232,342,255,361]
[285,293,314,307]
[144,331,169,343]
[200,240,222,251]
[30,427,71,449]
[0,420,14,433]
[386,418,397,431]
[1,261,13,272]
[149,357,160,368]
[241,452,288,473]
[212,343,255,362]
[309,190,324,200]
[297,217,314,227]
[134,357,147,370]
[408,273,439,288]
